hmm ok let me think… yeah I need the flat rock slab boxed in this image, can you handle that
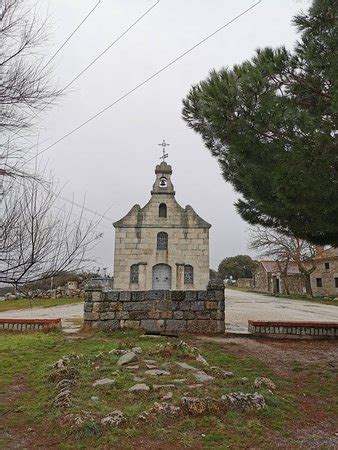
[146,364,158,369]
[176,362,198,371]
[194,371,214,382]
[144,369,171,376]
[92,378,115,387]
[143,359,157,364]
[125,365,140,370]
[117,352,137,366]
[153,384,176,391]
[128,383,150,392]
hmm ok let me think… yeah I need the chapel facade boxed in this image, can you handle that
[113,160,211,291]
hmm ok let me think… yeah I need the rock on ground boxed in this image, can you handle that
[222,392,266,411]
[144,369,170,376]
[101,410,127,427]
[254,377,276,390]
[128,383,150,393]
[194,371,214,382]
[92,378,115,387]
[117,352,137,366]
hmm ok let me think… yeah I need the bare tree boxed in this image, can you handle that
[249,227,317,296]
[1,0,59,179]
[1,175,102,288]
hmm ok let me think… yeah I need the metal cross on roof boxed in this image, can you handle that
[158,139,169,162]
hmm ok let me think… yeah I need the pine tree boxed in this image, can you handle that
[182,0,337,245]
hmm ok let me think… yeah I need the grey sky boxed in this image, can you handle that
[29,0,310,272]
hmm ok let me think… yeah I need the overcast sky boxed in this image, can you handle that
[27,0,311,272]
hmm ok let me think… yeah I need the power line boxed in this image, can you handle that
[41,0,102,72]
[29,1,261,162]
[22,0,159,152]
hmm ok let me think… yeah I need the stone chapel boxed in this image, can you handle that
[113,159,211,291]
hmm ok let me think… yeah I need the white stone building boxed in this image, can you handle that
[113,161,211,290]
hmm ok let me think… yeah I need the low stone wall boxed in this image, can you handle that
[248,320,338,338]
[84,281,225,334]
[0,318,61,331]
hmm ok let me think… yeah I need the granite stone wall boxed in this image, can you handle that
[84,280,225,334]
[248,320,338,338]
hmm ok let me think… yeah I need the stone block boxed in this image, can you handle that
[186,320,216,334]
[179,301,191,311]
[196,311,211,320]
[131,291,146,301]
[148,290,166,300]
[108,302,122,312]
[197,291,207,301]
[159,311,173,319]
[105,291,119,301]
[165,320,187,332]
[190,301,205,311]
[115,311,130,320]
[173,311,184,320]
[129,311,149,320]
[171,291,185,301]
[123,302,149,311]
[84,302,93,313]
[92,291,104,302]
[119,292,131,302]
[205,301,218,310]
[185,291,197,301]
[183,311,195,320]
[207,290,224,301]
[122,320,141,329]
[147,310,160,319]
[100,312,116,320]
[83,312,100,321]
[210,311,225,320]
[140,319,161,332]
[93,302,109,313]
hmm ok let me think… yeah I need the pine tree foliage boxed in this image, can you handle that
[182,0,337,245]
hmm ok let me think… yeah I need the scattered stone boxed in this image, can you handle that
[180,397,207,416]
[153,384,176,391]
[241,377,248,383]
[52,358,68,369]
[194,371,214,383]
[128,383,150,393]
[161,392,173,401]
[254,377,276,390]
[144,369,170,376]
[177,341,197,353]
[211,367,234,378]
[221,392,266,411]
[137,412,149,422]
[196,354,209,366]
[173,378,187,383]
[125,365,140,371]
[101,410,127,427]
[132,347,143,354]
[187,384,203,389]
[91,396,99,402]
[175,361,197,371]
[133,376,145,382]
[117,352,137,366]
[145,364,157,369]
[109,349,127,355]
[143,359,157,364]
[150,402,181,417]
[92,378,115,387]
[49,368,79,383]
[62,412,95,429]
[54,390,72,408]
[56,379,76,390]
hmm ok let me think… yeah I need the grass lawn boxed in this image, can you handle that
[0,297,83,313]
[226,286,338,306]
[0,330,337,449]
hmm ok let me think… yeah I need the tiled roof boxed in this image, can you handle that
[313,247,338,260]
[259,260,300,274]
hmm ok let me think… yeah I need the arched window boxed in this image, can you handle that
[159,203,167,218]
[130,264,139,283]
[157,232,168,250]
[184,265,193,284]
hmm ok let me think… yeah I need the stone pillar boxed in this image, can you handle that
[207,278,225,334]
[83,280,104,327]
[138,262,147,290]
[176,263,185,290]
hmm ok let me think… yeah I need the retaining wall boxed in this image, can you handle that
[84,280,225,334]
[0,318,61,331]
[248,320,338,338]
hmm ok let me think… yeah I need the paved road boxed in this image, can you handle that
[225,289,338,332]
[0,290,337,333]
